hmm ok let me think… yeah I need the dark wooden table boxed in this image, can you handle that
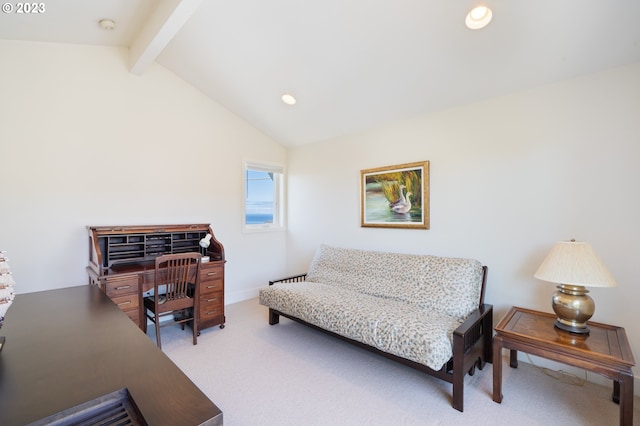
[493,306,635,426]
[0,285,222,425]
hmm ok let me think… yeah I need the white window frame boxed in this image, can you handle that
[243,160,286,232]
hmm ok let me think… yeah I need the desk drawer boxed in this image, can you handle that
[200,290,223,320]
[200,291,223,309]
[200,303,224,320]
[104,275,139,298]
[200,264,224,282]
[200,279,223,294]
[111,293,140,311]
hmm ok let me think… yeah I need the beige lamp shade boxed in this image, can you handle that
[534,240,616,288]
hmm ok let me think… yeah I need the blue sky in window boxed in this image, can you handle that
[246,170,273,215]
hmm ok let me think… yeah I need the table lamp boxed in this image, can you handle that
[534,239,616,334]
[199,233,213,248]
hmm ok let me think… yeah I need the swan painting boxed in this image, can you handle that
[361,160,428,229]
[389,185,406,209]
[391,192,411,214]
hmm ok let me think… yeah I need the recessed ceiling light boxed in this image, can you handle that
[99,19,116,31]
[281,94,297,105]
[465,6,492,30]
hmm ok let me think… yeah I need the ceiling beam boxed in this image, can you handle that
[129,0,203,75]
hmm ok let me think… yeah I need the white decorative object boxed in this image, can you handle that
[0,251,16,331]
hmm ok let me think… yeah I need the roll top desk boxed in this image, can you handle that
[87,224,226,332]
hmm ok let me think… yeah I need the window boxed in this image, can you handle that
[243,161,285,231]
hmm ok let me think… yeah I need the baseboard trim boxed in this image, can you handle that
[517,354,640,397]
[225,287,261,305]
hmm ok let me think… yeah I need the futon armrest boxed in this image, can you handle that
[454,304,492,336]
[453,304,493,357]
[268,273,308,285]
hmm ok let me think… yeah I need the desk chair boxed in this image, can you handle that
[143,252,201,349]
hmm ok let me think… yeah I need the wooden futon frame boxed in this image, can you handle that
[267,267,493,412]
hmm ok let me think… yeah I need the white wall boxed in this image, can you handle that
[0,40,287,303]
[286,62,640,389]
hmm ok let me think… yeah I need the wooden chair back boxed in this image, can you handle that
[153,253,201,313]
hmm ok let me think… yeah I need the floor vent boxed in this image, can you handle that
[28,388,147,426]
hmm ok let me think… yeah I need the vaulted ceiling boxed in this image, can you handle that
[1,0,639,146]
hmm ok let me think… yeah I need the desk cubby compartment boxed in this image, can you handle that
[89,225,224,269]
[172,231,208,254]
[145,234,171,257]
[102,234,146,266]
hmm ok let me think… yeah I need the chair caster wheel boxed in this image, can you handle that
[197,331,201,336]
[220,324,225,329]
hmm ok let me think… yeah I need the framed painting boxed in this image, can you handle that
[360,161,429,229]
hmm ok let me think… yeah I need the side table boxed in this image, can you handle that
[493,306,635,426]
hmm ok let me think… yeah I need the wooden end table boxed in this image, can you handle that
[493,306,635,426]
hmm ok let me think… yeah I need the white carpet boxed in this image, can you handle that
[150,298,639,426]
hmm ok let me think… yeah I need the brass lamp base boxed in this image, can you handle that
[551,284,594,335]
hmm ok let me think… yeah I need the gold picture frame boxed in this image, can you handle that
[360,161,430,229]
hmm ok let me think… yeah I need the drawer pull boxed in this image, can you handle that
[115,285,131,290]
[206,298,218,302]
[117,301,131,306]
[206,284,218,289]
[206,309,218,315]
[207,272,218,276]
